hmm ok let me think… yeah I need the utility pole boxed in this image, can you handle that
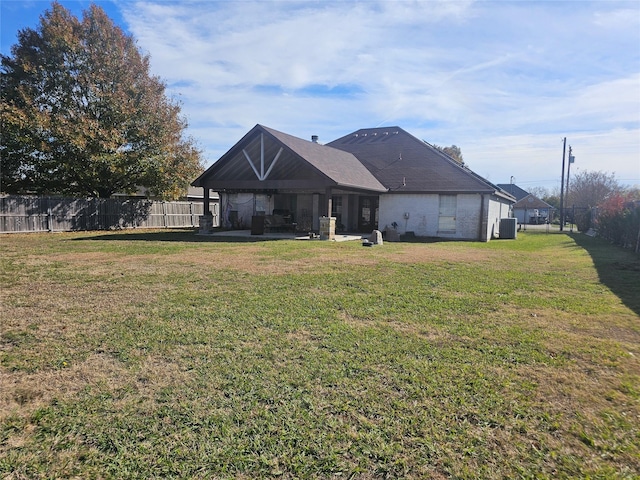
[566,146,574,232]
[560,137,567,231]
[566,145,573,201]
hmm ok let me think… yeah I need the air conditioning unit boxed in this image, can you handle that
[499,218,517,239]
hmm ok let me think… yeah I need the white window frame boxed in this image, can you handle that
[438,195,457,233]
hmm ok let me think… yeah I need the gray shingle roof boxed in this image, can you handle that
[261,126,386,191]
[328,127,504,194]
[193,124,513,201]
[496,184,530,201]
[193,125,386,192]
[513,194,552,209]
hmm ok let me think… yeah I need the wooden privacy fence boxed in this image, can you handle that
[0,195,219,233]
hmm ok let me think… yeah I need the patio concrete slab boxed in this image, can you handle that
[198,230,364,242]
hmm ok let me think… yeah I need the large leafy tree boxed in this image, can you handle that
[567,170,620,208]
[1,2,203,198]
[433,144,465,166]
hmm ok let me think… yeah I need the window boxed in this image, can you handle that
[438,195,457,233]
[331,195,342,217]
[332,195,344,230]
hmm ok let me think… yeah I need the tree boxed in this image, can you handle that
[565,170,621,232]
[546,198,561,224]
[528,186,548,199]
[1,2,203,198]
[532,186,560,209]
[433,144,465,166]
[567,170,620,209]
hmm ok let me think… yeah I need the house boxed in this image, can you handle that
[496,184,553,224]
[495,183,530,202]
[512,194,553,224]
[192,124,515,241]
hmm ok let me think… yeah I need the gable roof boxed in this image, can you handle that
[496,183,529,201]
[512,194,553,209]
[262,126,387,191]
[328,127,509,196]
[193,124,514,201]
[192,124,386,193]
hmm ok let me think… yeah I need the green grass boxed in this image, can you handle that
[1,230,639,479]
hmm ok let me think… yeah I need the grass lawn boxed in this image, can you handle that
[1,229,638,479]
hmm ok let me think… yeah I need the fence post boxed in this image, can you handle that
[47,197,54,232]
[95,198,100,230]
[163,201,168,228]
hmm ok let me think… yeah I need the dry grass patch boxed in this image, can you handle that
[1,230,639,479]
[48,242,382,276]
[338,309,454,343]
[1,352,130,417]
[385,243,503,265]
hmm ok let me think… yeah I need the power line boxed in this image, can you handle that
[514,179,561,185]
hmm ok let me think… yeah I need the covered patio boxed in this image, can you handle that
[192,124,387,238]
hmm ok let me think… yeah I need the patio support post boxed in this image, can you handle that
[203,187,210,215]
[198,187,214,234]
[320,188,336,240]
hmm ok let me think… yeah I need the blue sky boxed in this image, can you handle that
[2,0,639,191]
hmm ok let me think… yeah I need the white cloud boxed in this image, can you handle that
[593,7,640,29]
[463,128,640,190]
[113,0,639,187]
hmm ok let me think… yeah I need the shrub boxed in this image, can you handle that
[595,193,640,250]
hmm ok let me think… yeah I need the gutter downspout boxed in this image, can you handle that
[478,194,486,241]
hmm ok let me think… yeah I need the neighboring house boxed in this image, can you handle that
[496,184,553,224]
[496,183,530,202]
[185,186,219,204]
[112,185,219,203]
[511,194,553,224]
[192,124,515,241]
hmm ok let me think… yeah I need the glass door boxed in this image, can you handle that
[358,196,379,232]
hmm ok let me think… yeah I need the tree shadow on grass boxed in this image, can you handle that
[74,229,300,243]
[570,232,640,316]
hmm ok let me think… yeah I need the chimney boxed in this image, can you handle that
[311,135,319,143]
